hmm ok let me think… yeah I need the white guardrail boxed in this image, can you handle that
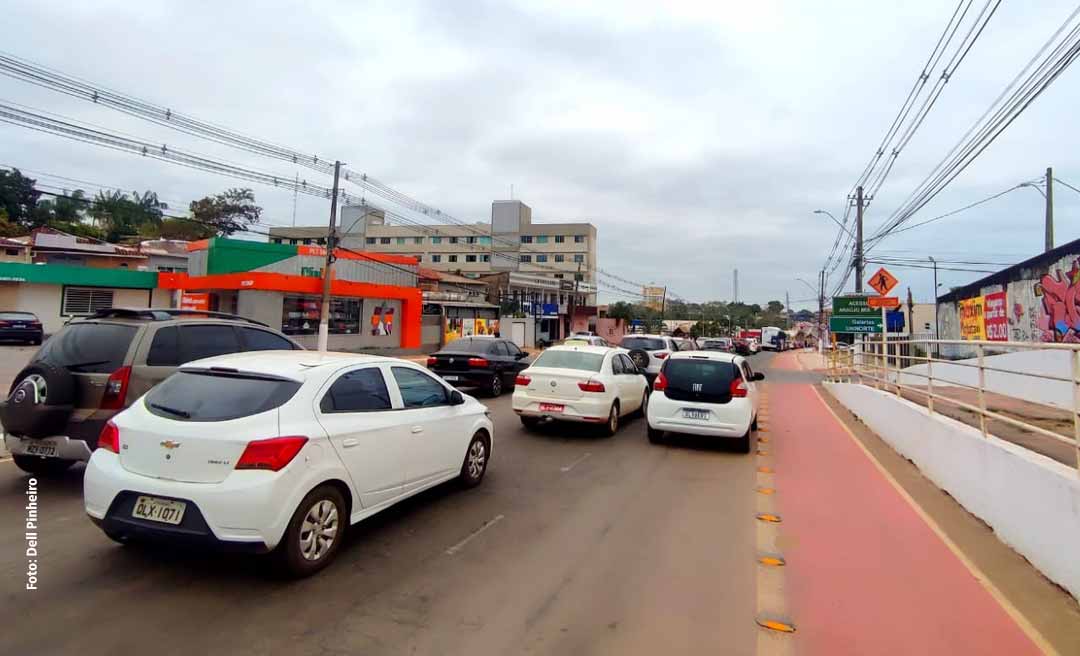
[825,338,1080,471]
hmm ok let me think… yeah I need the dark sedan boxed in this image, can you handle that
[427,336,530,396]
[0,312,43,344]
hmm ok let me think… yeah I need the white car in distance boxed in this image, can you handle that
[646,351,763,452]
[513,345,649,436]
[83,351,494,577]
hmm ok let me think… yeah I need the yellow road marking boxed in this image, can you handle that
[811,386,1058,656]
[757,466,774,474]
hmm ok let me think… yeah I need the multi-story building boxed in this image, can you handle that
[269,200,599,344]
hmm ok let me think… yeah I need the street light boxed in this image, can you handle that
[1019,181,1047,198]
[795,277,818,295]
[813,209,856,239]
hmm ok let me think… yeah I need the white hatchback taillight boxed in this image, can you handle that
[235,436,308,471]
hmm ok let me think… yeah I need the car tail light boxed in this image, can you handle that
[98,421,120,453]
[730,377,748,398]
[578,380,605,393]
[467,357,489,367]
[100,365,132,410]
[654,352,669,360]
[426,356,437,366]
[653,372,668,391]
[235,436,309,471]
[515,374,531,386]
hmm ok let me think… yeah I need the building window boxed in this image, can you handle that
[536,235,549,244]
[536,254,548,263]
[554,274,564,279]
[365,237,376,245]
[289,239,299,245]
[573,254,584,263]
[431,236,442,244]
[574,235,585,243]
[479,236,491,245]
[396,237,406,245]
[466,236,476,244]
[449,236,459,244]
[466,254,477,263]
[481,254,490,262]
[554,254,565,263]
[380,237,391,244]
[62,287,114,316]
[282,296,361,335]
[302,239,312,245]
[271,238,282,244]
[414,237,424,245]
[448,255,458,263]
[521,235,533,244]
[520,254,532,263]
[431,254,442,263]
[555,235,565,243]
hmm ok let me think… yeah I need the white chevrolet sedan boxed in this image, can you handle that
[84,351,493,577]
[512,345,649,436]
[646,351,764,452]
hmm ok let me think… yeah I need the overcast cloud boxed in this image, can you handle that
[3,0,1080,308]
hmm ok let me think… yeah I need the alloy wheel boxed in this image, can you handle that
[468,438,487,479]
[299,499,339,562]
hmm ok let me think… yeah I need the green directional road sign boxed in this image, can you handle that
[832,296,877,316]
[830,316,882,333]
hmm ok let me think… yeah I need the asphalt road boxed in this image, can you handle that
[0,353,782,655]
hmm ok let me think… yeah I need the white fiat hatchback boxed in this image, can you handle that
[512,345,649,436]
[646,351,763,451]
[84,351,493,577]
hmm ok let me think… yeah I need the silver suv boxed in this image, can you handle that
[0,308,302,476]
[620,334,683,383]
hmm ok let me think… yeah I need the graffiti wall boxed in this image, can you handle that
[937,242,1080,356]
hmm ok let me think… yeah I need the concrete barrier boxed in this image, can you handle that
[825,381,1080,601]
[897,349,1071,410]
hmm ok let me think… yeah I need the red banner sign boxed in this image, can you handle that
[984,291,1008,341]
[180,292,210,311]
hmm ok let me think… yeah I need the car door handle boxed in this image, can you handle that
[411,426,424,434]
[342,438,359,448]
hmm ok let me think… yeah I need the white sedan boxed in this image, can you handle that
[512,345,649,436]
[646,350,763,452]
[84,351,493,577]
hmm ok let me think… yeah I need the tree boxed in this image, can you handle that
[766,300,784,314]
[0,169,42,228]
[0,208,25,238]
[154,217,215,240]
[33,189,91,225]
[91,189,166,242]
[189,188,261,236]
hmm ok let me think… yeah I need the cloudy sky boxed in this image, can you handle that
[3,0,1080,308]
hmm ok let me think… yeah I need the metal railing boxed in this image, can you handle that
[825,337,1080,472]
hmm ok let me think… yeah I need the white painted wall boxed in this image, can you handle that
[898,348,1071,410]
[826,382,1080,600]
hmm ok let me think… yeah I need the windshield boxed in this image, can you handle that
[146,370,301,422]
[621,336,666,351]
[33,322,136,373]
[0,312,36,320]
[531,350,604,372]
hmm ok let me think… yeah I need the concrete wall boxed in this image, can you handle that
[827,382,1080,601]
[0,283,157,334]
[237,290,285,329]
[507,317,535,348]
[898,348,1072,410]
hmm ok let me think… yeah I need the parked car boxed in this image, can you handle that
[699,337,732,352]
[83,351,493,577]
[513,345,649,436]
[0,311,43,345]
[0,308,303,476]
[674,337,699,352]
[646,351,764,452]
[748,338,761,354]
[427,336,530,396]
[563,335,612,347]
[619,334,683,383]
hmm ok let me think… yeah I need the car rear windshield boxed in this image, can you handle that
[0,312,36,320]
[33,322,137,373]
[661,359,738,404]
[532,350,604,372]
[621,337,666,351]
[145,370,302,422]
[443,338,494,353]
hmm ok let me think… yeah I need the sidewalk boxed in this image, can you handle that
[767,353,1043,654]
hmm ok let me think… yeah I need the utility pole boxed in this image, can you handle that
[568,261,581,339]
[733,268,739,304]
[929,256,939,357]
[317,160,342,353]
[1045,166,1054,252]
[660,286,668,330]
[854,185,865,293]
[785,290,791,328]
[818,268,826,353]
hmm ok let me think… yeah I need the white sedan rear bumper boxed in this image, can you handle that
[647,395,752,438]
[512,391,612,423]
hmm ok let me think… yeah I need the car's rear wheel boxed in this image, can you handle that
[488,373,503,397]
[736,429,752,454]
[459,431,490,488]
[636,389,649,417]
[275,484,347,578]
[602,402,619,437]
[12,454,74,476]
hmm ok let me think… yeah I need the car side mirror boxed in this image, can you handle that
[515,351,527,359]
[753,372,765,381]
[449,390,466,405]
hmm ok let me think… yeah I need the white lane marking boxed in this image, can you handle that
[445,514,505,555]
[0,457,13,464]
[560,452,592,473]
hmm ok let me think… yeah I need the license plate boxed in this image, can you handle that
[25,442,57,457]
[539,403,565,413]
[683,409,710,420]
[132,496,187,525]
[12,324,25,328]
[443,375,460,382]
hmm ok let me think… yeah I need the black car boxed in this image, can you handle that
[0,311,43,345]
[427,336,530,396]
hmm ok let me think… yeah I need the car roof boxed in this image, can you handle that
[542,344,615,356]
[179,350,406,379]
[668,350,741,363]
[623,334,670,340]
